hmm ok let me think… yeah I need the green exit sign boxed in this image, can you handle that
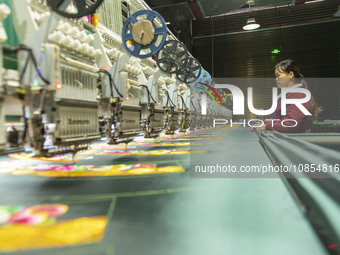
[271,49,281,54]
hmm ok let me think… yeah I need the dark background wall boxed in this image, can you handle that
[191,0,340,120]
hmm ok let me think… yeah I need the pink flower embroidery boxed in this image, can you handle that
[6,204,68,225]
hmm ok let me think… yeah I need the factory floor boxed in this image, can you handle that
[0,127,328,255]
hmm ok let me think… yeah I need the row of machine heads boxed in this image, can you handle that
[0,0,231,157]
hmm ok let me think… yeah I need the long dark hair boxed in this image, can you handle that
[275,59,322,119]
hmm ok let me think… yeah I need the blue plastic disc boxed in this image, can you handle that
[122,10,167,59]
[190,69,211,92]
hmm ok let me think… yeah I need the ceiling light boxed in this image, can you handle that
[243,0,260,31]
[243,18,260,30]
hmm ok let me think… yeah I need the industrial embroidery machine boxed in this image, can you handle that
[0,0,231,156]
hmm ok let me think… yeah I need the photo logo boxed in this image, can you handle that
[201,84,311,116]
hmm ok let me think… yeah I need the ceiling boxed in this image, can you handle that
[144,0,316,27]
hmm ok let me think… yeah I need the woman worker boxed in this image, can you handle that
[253,59,322,133]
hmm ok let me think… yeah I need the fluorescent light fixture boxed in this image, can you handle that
[243,18,260,30]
